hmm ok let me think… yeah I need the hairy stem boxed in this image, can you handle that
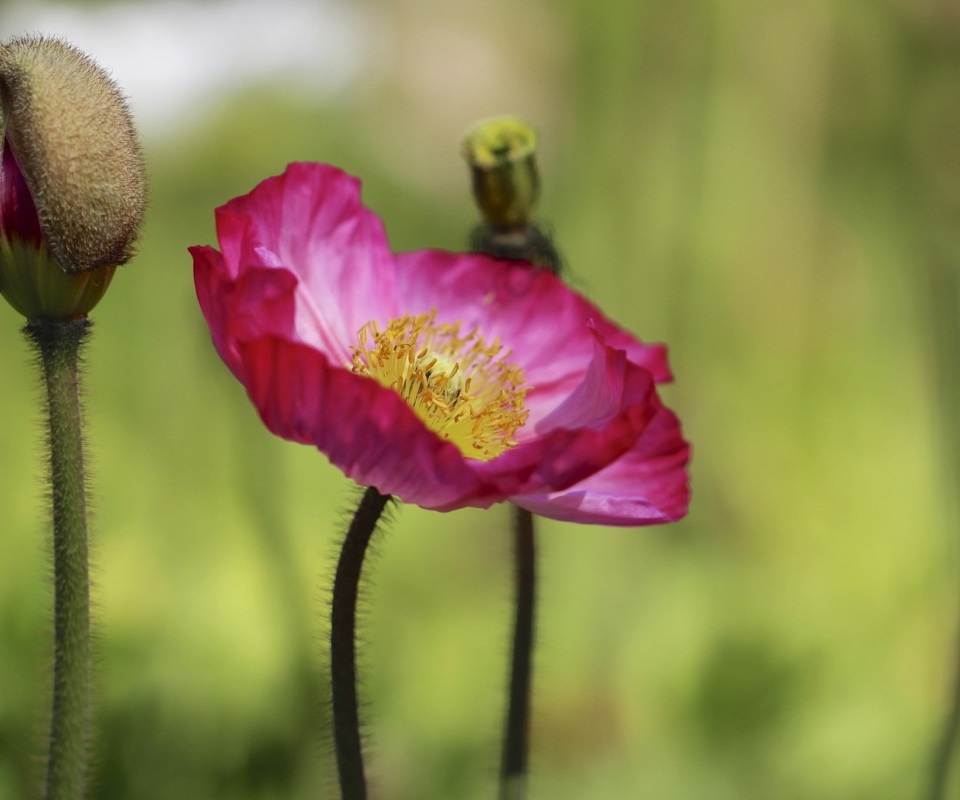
[500,505,537,800]
[26,317,92,800]
[331,486,391,800]
[469,223,554,800]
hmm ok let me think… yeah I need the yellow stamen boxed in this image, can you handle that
[351,310,529,461]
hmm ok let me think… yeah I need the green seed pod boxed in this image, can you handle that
[461,117,540,228]
[0,36,145,276]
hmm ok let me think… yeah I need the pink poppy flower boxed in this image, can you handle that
[191,163,689,525]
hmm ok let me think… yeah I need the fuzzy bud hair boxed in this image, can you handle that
[0,36,145,274]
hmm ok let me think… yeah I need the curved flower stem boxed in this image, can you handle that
[331,486,391,800]
[500,505,537,800]
[25,318,92,800]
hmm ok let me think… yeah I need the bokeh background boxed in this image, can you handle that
[0,0,957,797]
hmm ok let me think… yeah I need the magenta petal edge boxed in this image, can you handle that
[191,162,690,526]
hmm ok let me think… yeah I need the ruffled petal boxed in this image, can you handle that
[473,337,661,497]
[394,249,673,426]
[192,162,691,524]
[226,325,668,513]
[233,335,499,510]
[535,327,633,432]
[192,243,300,378]
[214,163,401,363]
[513,402,690,525]
[192,243,243,378]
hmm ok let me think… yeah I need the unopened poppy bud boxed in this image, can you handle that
[461,117,540,228]
[0,36,145,319]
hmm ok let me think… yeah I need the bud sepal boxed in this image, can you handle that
[0,36,144,319]
[0,236,115,320]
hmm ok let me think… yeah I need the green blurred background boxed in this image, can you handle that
[0,0,956,797]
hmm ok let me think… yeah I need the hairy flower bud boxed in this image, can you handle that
[461,117,540,228]
[0,36,145,319]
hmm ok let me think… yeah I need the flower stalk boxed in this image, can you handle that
[0,38,145,799]
[331,487,391,800]
[26,317,92,800]
[501,505,536,800]
[462,116,565,800]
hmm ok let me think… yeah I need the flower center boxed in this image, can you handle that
[351,311,529,461]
